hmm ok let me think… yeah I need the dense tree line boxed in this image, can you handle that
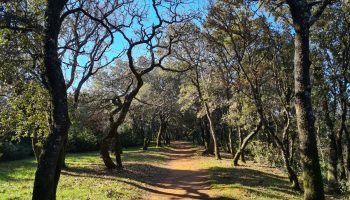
[0,0,349,199]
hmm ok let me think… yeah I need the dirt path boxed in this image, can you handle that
[143,141,214,200]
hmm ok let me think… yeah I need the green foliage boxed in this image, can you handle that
[178,83,198,113]
[0,81,49,143]
[67,125,99,153]
[248,141,284,168]
[0,139,33,161]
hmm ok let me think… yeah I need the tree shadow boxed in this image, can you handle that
[208,165,301,199]
[62,162,212,199]
[0,158,36,182]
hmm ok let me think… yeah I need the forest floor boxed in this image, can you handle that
[0,141,343,200]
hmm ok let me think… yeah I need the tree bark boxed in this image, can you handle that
[114,132,123,169]
[100,139,117,169]
[204,102,221,160]
[143,131,149,150]
[233,121,262,166]
[32,1,70,199]
[31,136,41,162]
[238,127,245,163]
[290,10,325,200]
[322,99,339,193]
[344,127,350,192]
[228,127,235,157]
[282,149,301,191]
[156,118,167,147]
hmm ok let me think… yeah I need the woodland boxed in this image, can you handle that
[0,0,349,200]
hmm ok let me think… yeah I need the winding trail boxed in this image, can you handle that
[143,141,214,200]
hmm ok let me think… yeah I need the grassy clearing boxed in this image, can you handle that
[0,146,171,200]
[1,143,343,200]
[199,156,303,200]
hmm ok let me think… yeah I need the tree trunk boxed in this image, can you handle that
[114,132,123,169]
[204,102,221,160]
[143,131,149,150]
[165,131,170,145]
[31,134,41,162]
[282,149,301,191]
[32,1,70,199]
[100,138,117,169]
[238,127,245,163]
[233,121,262,166]
[337,135,346,180]
[156,119,167,147]
[292,21,325,200]
[61,138,68,169]
[228,127,235,157]
[240,151,246,163]
[345,127,350,192]
[325,115,339,193]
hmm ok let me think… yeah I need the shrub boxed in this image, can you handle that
[0,139,33,161]
[67,125,99,153]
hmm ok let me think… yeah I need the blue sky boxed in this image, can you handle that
[63,0,209,92]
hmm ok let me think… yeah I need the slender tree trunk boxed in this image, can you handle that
[143,131,149,150]
[292,22,324,200]
[233,121,262,166]
[32,1,70,199]
[204,103,221,160]
[31,136,41,162]
[282,149,301,191]
[157,117,167,147]
[325,116,339,192]
[204,119,214,155]
[238,127,245,163]
[228,127,235,157]
[165,131,170,145]
[200,120,206,147]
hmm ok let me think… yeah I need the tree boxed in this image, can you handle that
[32,1,70,199]
[88,0,191,169]
[283,1,333,199]
[175,24,222,159]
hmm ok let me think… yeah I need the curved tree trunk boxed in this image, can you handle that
[233,121,262,166]
[204,103,221,160]
[100,138,117,169]
[32,1,70,199]
[282,150,301,191]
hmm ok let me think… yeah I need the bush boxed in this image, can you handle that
[120,126,143,148]
[249,140,284,168]
[67,125,99,153]
[0,139,33,161]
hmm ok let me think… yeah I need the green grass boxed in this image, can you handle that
[199,157,303,200]
[0,146,170,200]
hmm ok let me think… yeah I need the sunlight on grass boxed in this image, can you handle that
[0,146,170,200]
[199,157,302,200]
